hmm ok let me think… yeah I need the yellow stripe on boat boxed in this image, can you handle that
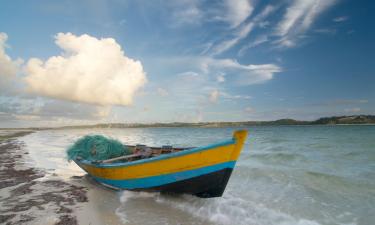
[78,130,247,180]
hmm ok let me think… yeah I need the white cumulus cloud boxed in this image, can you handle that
[24,32,147,106]
[0,32,23,92]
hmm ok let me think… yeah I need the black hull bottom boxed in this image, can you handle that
[135,168,233,198]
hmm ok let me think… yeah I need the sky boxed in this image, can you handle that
[0,0,374,128]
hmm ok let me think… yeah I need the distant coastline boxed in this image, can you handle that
[1,115,374,130]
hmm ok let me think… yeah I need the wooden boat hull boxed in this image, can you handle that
[74,130,247,198]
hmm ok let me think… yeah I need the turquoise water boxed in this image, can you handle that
[20,126,375,225]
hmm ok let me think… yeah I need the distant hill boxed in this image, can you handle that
[311,115,375,125]
[51,115,375,129]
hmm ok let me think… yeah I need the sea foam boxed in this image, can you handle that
[116,190,321,225]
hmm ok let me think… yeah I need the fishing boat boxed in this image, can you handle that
[73,130,248,198]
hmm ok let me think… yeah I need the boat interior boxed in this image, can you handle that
[97,145,193,164]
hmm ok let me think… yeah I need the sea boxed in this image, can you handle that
[19,125,375,225]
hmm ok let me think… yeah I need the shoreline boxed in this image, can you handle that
[0,131,88,225]
[0,126,373,224]
[1,123,375,131]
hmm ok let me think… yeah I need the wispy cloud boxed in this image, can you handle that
[333,16,348,22]
[222,0,254,28]
[171,0,202,26]
[13,114,41,121]
[92,106,112,118]
[201,57,282,84]
[274,0,337,48]
[157,88,169,97]
[169,71,209,100]
[253,4,277,24]
[344,107,361,113]
[208,89,220,103]
[310,99,369,106]
[238,34,268,56]
[210,22,254,55]
[163,56,282,85]
[216,72,226,83]
[210,4,276,56]
[244,107,255,113]
[170,0,253,29]
[149,55,278,123]
[0,96,112,127]
[314,28,337,35]
[221,91,251,100]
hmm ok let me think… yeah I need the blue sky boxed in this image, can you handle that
[0,0,374,127]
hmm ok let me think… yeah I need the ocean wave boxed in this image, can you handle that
[250,152,308,163]
[155,193,321,225]
[303,171,375,195]
[115,191,321,225]
[115,191,161,223]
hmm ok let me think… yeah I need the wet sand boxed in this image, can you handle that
[0,131,88,225]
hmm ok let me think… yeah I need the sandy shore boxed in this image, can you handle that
[0,131,88,225]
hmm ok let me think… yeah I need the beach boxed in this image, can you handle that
[0,131,87,225]
[1,126,374,225]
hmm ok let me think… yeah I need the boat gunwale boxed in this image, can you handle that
[76,138,236,168]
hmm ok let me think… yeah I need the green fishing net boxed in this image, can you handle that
[66,135,131,161]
